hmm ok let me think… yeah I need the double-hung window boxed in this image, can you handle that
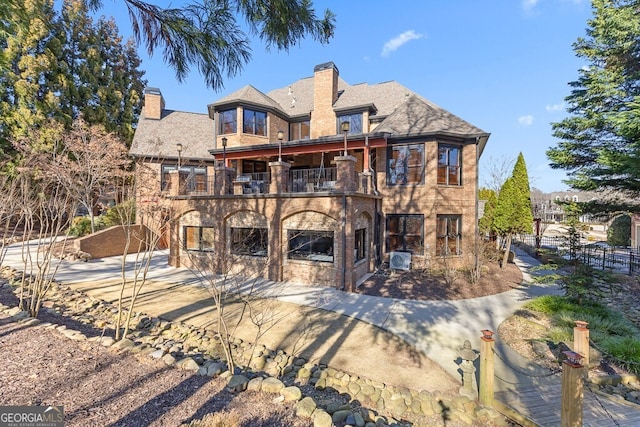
[336,113,363,134]
[243,109,267,136]
[184,226,215,252]
[437,144,461,185]
[436,215,461,256]
[219,109,237,134]
[386,214,424,253]
[387,143,425,185]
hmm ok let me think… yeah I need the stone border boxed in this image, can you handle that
[0,270,510,426]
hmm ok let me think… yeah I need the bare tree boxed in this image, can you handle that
[11,130,78,317]
[111,160,165,340]
[481,155,515,194]
[50,118,130,234]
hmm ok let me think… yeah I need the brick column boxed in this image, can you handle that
[167,211,181,267]
[168,170,188,196]
[214,166,234,195]
[334,155,357,192]
[269,161,291,194]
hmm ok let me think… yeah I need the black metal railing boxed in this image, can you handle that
[289,167,337,193]
[512,234,640,275]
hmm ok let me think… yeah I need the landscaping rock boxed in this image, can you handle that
[280,386,302,401]
[294,396,316,418]
[226,375,249,393]
[312,409,333,427]
[261,377,284,393]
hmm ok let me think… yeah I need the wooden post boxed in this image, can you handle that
[479,329,495,407]
[573,320,589,368]
[561,351,584,427]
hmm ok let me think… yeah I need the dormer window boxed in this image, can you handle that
[336,113,362,134]
[243,109,267,136]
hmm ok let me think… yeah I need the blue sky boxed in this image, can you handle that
[101,0,593,193]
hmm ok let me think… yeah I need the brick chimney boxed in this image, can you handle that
[311,62,339,138]
[143,87,165,120]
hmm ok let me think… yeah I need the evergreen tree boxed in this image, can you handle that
[0,0,59,152]
[547,0,640,195]
[607,214,631,247]
[512,152,534,229]
[492,153,534,268]
[54,0,144,143]
[2,0,336,91]
[0,0,145,150]
[478,187,497,236]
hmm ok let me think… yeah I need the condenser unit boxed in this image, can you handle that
[389,251,411,271]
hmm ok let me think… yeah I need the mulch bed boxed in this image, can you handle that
[357,261,523,300]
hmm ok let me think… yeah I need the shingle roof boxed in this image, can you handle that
[374,94,487,138]
[210,85,283,113]
[130,110,213,160]
[266,76,349,117]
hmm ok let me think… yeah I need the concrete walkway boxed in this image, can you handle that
[2,241,561,393]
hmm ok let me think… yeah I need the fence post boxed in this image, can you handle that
[630,251,634,275]
[479,329,495,407]
[573,320,589,373]
[602,247,606,270]
[561,351,584,427]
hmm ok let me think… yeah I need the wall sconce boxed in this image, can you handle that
[277,130,284,161]
[341,121,350,156]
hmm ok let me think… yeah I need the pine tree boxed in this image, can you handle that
[547,0,640,195]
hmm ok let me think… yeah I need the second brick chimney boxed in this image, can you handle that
[310,62,339,138]
[143,87,165,120]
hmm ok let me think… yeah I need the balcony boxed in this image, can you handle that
[169,156,372,198]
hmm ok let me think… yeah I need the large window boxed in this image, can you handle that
[436,215,461,256]
[387,143,424,185]
[161,165,207,192]
[219,109,237,134]
[386,215,424,253]
[184,226,215,252]
[336,113,363,134]
[290,120,310,140]
[243,109,267,136]
[355,228,366,262]
[437,144,461,185]
[231,228,267,256]
[287,230,334,263]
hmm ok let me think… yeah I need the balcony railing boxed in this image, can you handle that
[235,172,271,194]
[290,167,337,193]
[175,167,371,196]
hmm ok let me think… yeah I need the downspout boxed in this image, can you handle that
[342,193,347,290]
[474,136,481,275]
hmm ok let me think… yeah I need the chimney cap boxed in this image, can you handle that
[313,61,339,74]
[144,87,162,95]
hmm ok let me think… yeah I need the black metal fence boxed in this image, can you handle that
[512,234,640,276]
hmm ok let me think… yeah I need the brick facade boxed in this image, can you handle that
[130,62,489,291]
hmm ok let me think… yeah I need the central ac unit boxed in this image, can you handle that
[389,251,411,270]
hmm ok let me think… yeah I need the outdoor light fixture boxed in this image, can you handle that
[221,137,227,166]
[277,130,284,161]
[481,329,495,341]
[176,143,182,169]
[341,121,350,156]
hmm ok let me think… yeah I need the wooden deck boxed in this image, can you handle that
[496,383,640,426]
